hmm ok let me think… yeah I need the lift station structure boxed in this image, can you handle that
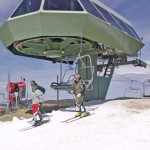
[0,0,145,100]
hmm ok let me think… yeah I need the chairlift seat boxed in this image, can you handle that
[51,82,72,91]
[124,87,142,99]
[143,95,150,97]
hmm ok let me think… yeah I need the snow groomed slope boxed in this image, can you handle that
[0,99,150,150]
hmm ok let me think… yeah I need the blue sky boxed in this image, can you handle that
[0,0,150,100]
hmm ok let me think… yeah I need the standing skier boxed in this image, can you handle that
[30,80,45,126]
[71,74,87,117]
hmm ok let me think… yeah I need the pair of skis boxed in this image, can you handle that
[19,109,96,131]
[19,113,51,132]
[61,112,94,123]
[19,119,50,132]
[61,106,98,123]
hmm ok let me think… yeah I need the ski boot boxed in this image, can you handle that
[33,120,43,127]
[75,111,82,117]
[81,112,88,118]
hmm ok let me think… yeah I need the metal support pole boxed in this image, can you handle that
[6,69,11,114]
[57,75,59,108]
[26,79,29,105]
[15,93,19,109]
[60,62,63,83]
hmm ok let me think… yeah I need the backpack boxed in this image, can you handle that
[36,85,46,94]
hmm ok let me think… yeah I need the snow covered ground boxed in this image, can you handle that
[1,99,150,150]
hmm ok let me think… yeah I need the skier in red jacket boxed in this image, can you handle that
[30,80,45,126]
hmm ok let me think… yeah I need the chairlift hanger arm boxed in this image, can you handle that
[97,58,147,72]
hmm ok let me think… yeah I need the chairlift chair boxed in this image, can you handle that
[76,55,94,90]
[51,37,95,91]
[124,87,142,99]
[143,79,150,97]
[124,80,142,99]
[50,59,75,91]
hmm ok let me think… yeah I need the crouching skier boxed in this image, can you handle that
[71,74,88,117]
[30,80,45,126]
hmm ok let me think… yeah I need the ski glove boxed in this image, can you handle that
[77,93,81,98]
[69,90,74,94]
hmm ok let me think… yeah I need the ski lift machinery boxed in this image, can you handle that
[50,37,94,91]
